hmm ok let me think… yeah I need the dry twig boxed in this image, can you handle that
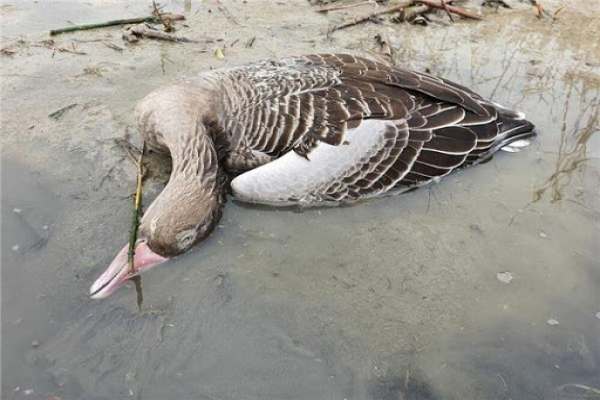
[245,36,256,48]
[49,14,184,36]
[152,1,176,32]
[330,0,413,32]
[104,42,124,52]
[392,4,431,22]
[48,103,78,120]
[216,0,242,26]
[416,0,481,20]
[123,23,195,43]
[1,47,17,56]
[439,0,455,22]
[529,0,546,18]
[317,0,377,13]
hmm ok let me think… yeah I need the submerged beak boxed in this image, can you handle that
[89,240,168,299]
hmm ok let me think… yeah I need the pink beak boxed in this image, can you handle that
[89,241,168,299]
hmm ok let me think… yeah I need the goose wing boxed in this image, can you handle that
[229,54,533,205]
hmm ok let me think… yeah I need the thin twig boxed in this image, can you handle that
[317,0,377,13]
[245,36,256,48]
[48,103,78,120]
[330,0,414,32]
[152,1,175,32]
[440,0,455,22]
[216,0,241,26]
[104,42,124,52]
[416,0,482,19]
[128,141,146,274]
[49,14,184,36]
[128,142,146,311]
[394,4,431,22]
[529,0,547,18]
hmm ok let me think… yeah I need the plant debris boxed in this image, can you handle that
[216,0,242,26]
[329,1,413,32]
[49,13,185,36]
[245,36,256,48]
[1,47,17,56]
[48,103,78,120]
[374,33,394,64]
[214,47,225,59]
[496,271,513,284]
[317,0,562,32]
[128,141,147,311]
[123,23,195,43]
[482,0,511,9]
[317,0,380,13]
[77,66,107,77]
[104,42,124,52]
[34,39,87,56]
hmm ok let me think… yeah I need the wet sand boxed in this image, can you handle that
[1,1,599,399]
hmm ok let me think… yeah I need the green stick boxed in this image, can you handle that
[128,141,146,272]
[49,14,185,36]
[128,142,146,311]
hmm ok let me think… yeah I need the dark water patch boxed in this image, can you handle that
[1,158,63,397]
[32,268,352,400]
[368,365,440,400]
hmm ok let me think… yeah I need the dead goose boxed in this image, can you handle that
[90,53,535,299]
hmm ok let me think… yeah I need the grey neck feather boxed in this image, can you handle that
[170,123,219,191]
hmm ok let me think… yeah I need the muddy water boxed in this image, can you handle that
[2,1,599,399]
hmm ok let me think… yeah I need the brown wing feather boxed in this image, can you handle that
[226,53,535,202]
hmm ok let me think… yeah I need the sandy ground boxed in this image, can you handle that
[1,1,600,399]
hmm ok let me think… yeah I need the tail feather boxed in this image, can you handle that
[466,106,536,165]
[496,109,536,150]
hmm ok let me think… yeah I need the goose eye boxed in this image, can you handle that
[175,228,197,250]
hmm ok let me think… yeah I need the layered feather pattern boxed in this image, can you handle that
[203,53,536,205]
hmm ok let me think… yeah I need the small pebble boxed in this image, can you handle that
[42,225,49,230]
[31,340,40,348]
[539,231,548,238]
[595,312,600,320]
[23,389,34,395]
[14,386,20,392]
[11,244,19,252]
[13,208,22,214]
[496,272,513,284]
[547,318,559,326]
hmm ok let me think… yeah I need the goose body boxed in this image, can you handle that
[90,53,535,299]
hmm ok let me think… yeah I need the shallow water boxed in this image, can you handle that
[2,1,599,399]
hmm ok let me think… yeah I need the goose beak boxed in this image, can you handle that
[89,241,168,299]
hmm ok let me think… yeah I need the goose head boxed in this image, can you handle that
[89,175,223,299]
[89,83,224,299]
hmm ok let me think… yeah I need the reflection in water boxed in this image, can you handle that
[534,79,599,202]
